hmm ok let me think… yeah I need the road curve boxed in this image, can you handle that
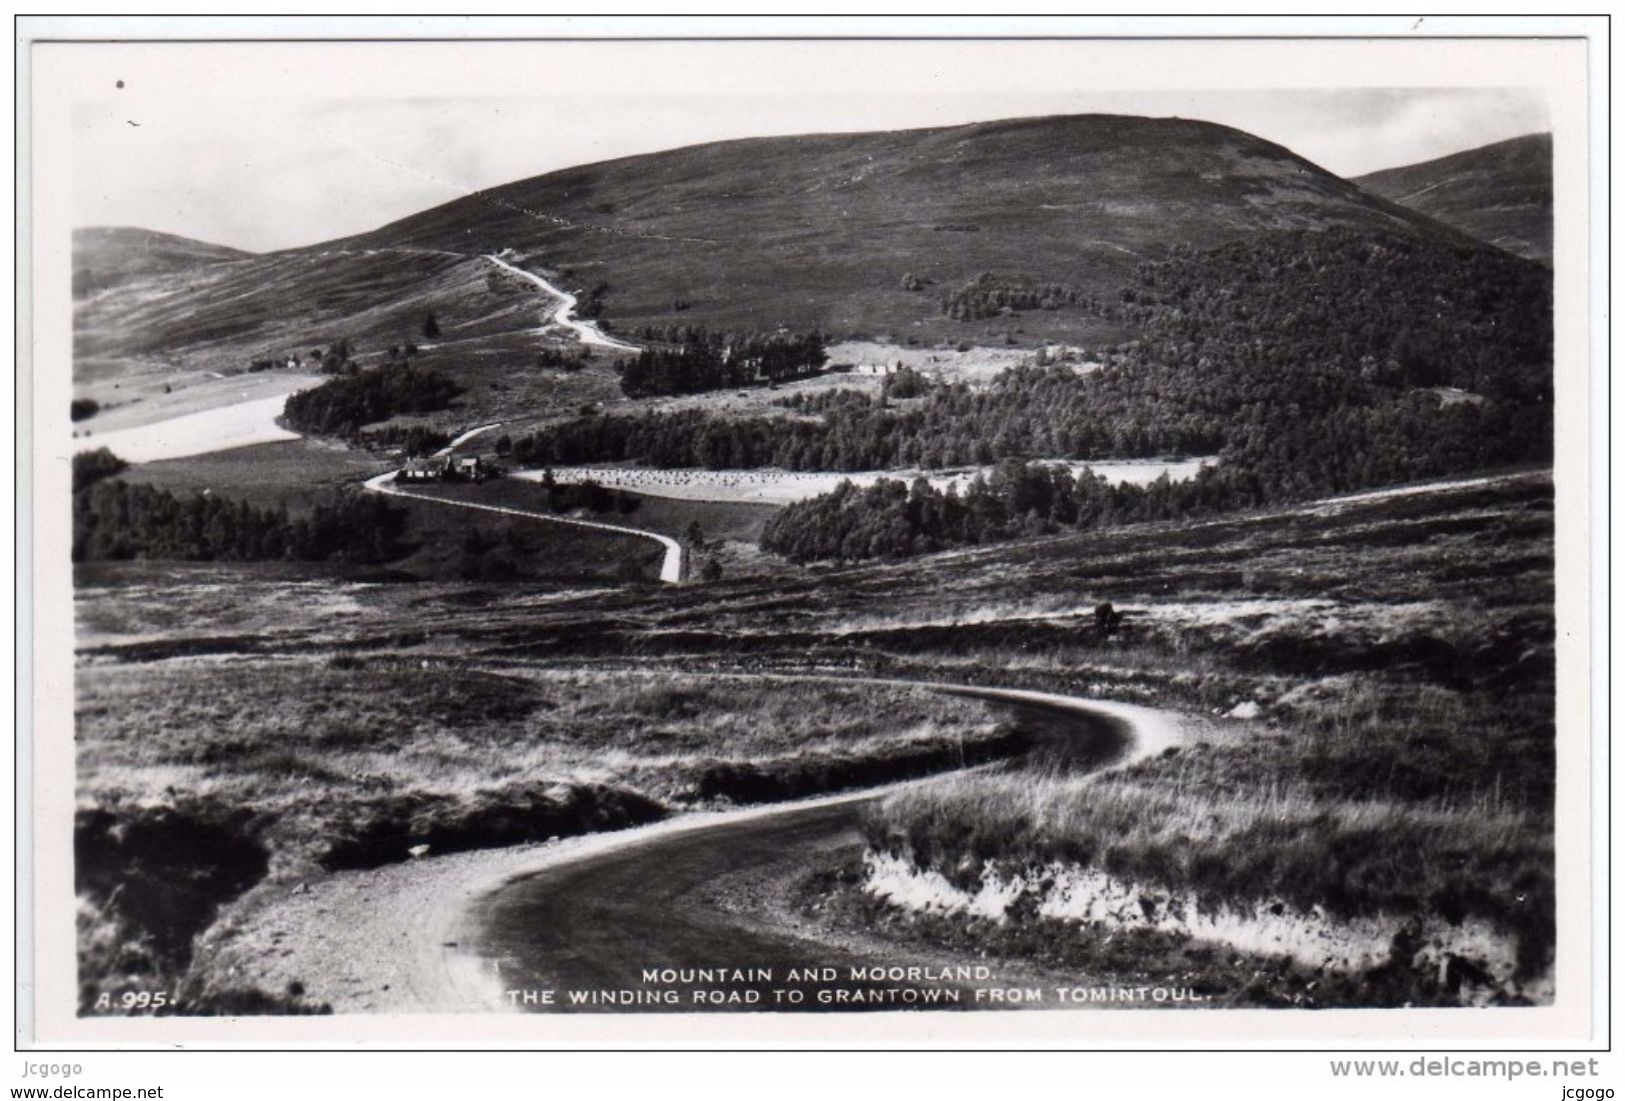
[433,422,503,457]
[206,675,1187,1013]
[362,470,684,583]
[483,251,640,352]
[448,680,1184,1013]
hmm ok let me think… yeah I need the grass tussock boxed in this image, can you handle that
[74,802,331,1015]
[76,662,1006,871]
[865,672,1555,976]
[76,664,1006,1007]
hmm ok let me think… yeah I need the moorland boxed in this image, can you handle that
[67,114,1559,1013]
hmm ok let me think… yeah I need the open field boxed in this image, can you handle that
[117,439,390,513]
[383,336,1063,443]
[381,489,667,584]
[101,440,661,584]
[517,457,1215,506]
[827,339,1070,382]
[75,387,320,464]
[77,471,1553,682]
[72,469,1554,1009]
[71,368,326,438]
[404,476,778,550]
[77,665,1007,868]
[74,659,1008,1010]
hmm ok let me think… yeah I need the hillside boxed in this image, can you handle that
[73,226,252,298]
[345,114,1468,343]
[1354,133,1552,264]
[71,114,1494,425]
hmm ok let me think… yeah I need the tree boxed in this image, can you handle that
[320,339,353,374]
[699,556,724,582]
[423,312,441,339]
[1094,602,1123,638]
[73,448,127,493]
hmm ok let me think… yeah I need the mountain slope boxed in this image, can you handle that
[73,226,253,297]
[1354,134,1551,264]
[343,113,1472,341]
[72,114,1500,415]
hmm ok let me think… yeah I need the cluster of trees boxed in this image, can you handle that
[318,339,357,374]
[74,448,127,493]
[761,460,1235,561]
[938,272,1114,321]
[282,365,462,437]
[629,323,725,345]
[73,475,409,564]
[514,227,1547,466]
[616,329,828,398]
[532,470,642,517]
[70,399,100,422]
[882,365,932,400]
[362,424,451,458]
[510,361,1219,472]
[513,227,1551,559]
[1118,228,1552,398]
[758,229,1552,560]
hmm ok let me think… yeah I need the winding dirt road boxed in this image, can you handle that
[212,678,1185,1013]
[433,422,504,457]
[362,470,684,583]
[462,685,1179,1013]
[483,251,640,352]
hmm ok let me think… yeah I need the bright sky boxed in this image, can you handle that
[58,40,1556,253]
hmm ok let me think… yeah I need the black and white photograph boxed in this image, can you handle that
[17,19,1606,1066]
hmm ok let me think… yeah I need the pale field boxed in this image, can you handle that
[71,382,322,464]
[514,457,1215,506]
[826,340,1097,385]
[72,368,324,434]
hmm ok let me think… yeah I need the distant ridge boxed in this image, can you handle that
[1354,133,1552,264]
[339,113,1474,339]
[74,113,1502,377]
[73,226,253,297]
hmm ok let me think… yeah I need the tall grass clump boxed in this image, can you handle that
[865,671,1556,979]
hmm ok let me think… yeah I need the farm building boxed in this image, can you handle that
[396,455,494,483]
[451,456,488,480]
